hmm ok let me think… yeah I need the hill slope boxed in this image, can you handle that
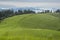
[0,14,60,30]
[0,14,60,40]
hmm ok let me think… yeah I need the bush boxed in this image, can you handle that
[57,29,60,31]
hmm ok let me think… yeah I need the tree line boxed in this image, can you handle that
[0,9,60,20]
[0,9,35,20]
[38,9,60,13]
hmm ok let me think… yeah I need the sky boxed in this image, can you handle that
[0,0,60,8]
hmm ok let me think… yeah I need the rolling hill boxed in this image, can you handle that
[0,14,60,40]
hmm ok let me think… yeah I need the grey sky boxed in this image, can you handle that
[0,0,60,2]
[0,0,60,8]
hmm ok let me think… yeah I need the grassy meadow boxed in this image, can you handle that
[0,13,60,40]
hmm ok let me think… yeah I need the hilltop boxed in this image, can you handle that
[0,14,60,30]
[0,14,60,40]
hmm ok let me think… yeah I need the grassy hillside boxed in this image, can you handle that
[0,14,60,40]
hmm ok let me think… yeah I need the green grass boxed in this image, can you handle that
[0,14,60,40]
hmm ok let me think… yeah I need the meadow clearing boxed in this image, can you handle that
[0,13,60,40]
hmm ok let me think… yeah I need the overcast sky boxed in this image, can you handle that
[0,0,60,8]
[0,0,60,2]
